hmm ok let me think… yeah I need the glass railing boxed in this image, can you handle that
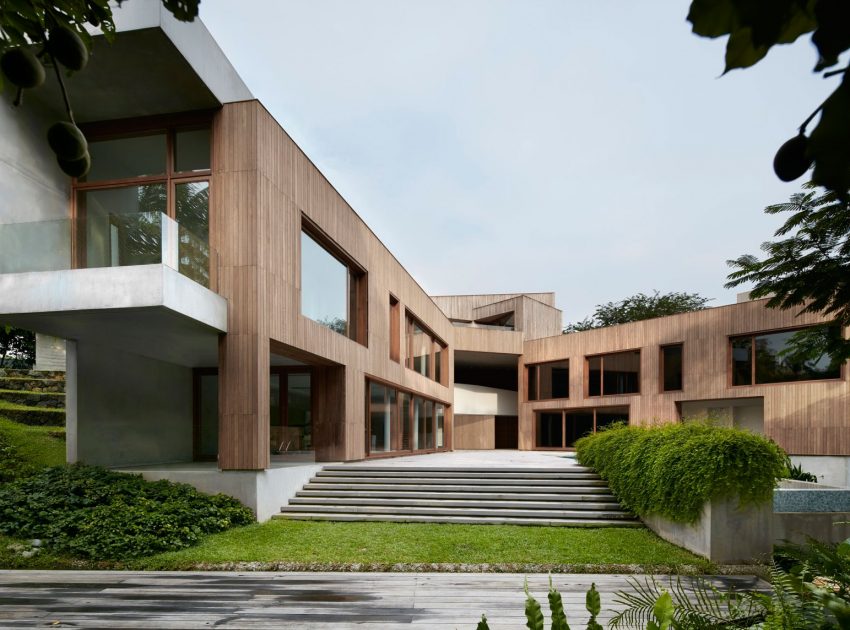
[451,321,516,331]
[0,212,211,288]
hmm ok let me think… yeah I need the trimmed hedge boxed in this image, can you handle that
[575,422,786,523]
[0,464,254,559]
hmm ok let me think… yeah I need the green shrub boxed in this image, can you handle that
[0,464,254,559]
[575,422,786,523]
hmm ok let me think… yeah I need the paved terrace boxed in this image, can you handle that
[0,571,765,629]
[341,449,581,468]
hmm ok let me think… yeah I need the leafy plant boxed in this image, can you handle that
[0,464,253,559]
[575,423,786,523]
[563,291,711,334]
[784,455,819,483]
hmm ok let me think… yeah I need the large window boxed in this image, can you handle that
[74,122,211,287]
[661,344,683,392]
[366,380,449,455]
[731,325,843,386]
[535,406,628,449]
[587,350,640,396]
[405,312,447,385]
[300,220,367,345]
[527,360,569,401]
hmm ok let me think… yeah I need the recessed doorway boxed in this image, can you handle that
[494,415,518,449]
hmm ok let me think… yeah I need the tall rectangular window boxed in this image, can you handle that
[731,325,842,386]
[587,351,640,396]
[300,221,367,345]
[526,360,569,401]
[76,122,211,287]
[369,382,396,453]
[661,344,683,392]
[405,311,447,385]
[389,295,400,362]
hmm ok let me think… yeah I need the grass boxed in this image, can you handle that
[0,416,65,468]
[128,520,712,571]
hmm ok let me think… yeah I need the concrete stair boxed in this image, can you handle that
[275,465,639,527]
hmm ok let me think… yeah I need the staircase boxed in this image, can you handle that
[275,465,639,527]
[0,369,66,427]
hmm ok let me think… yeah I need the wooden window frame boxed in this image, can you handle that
[533,406,629,451]
[404,309,448,385]
[728,324,846,388]
[300,215,369,347]
[72,112,215,271]
[389,294,401,363]
[364,375,452,458]
[660,343,684,393]
[585,349,642,398]
[525,359,570,402]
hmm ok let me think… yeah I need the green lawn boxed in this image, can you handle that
[0,416,65,468]
[129,520,712,571]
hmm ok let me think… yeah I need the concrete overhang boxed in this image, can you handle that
[29,0,252,122]
[0,265,227,367]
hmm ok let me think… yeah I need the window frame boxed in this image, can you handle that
[660,343,684,393]
[389,294,401,362]
[525,359,570,401]
[533,406,629,450]
[585,348,642,397]
[728,325,845,388]
[404,309,448,385]
[299,215,369,346]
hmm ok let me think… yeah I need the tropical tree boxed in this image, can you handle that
[0,326,35,368]
[563,291,711,334]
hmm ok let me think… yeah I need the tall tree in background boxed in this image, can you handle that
[727,184,850,360]
[563,291,711,334]
[686,0,850,196]
[0,327,35,368]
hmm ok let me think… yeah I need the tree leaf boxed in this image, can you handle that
[687,0,738,38]
[808,78,850,196]
[524,579,545,630]
[548,576,570,630]
[653,592,675,630]
[724,27,769,72]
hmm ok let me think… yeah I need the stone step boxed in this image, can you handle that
[0,377,66,393]
[0,369,65,380]
[302,482,612,494]
[0,389,66,408]
[296,489,617,501]
[289,496,626,511]
[314,469,600,480]
[0,406,65,427]
[273,512,642,527]
[308,476,608,487]
[279,504,636,520]
[320,465,595,474]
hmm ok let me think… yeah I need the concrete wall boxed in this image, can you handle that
[791,456,850,487]
[73,341,193,466]
[34,333,67,372]
[454,383,518,416]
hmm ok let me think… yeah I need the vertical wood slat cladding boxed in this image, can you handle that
[519,300,850,455]
[454,415,496,449]
[212,101,454,464]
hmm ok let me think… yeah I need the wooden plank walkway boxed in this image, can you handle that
[0,571,766,629]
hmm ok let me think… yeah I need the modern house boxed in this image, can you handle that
[0,3,847,519]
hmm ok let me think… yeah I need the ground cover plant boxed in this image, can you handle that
[129,520,711,571]
[0,416,64,481]
[0,464,254,560]
[575,422,786,523]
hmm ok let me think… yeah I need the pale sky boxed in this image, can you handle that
[199,1,836,325]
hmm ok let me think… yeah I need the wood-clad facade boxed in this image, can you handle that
[210,101,454,469]
[519,299,849,456]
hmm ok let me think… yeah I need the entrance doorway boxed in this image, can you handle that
[494,415,518,449]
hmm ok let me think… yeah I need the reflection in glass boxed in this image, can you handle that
[536,412,563,448]
[538,360,569,399]
[175,128,211,172]
[731,337,753,386]
[731,327,843,385]
[564,411,593,447]
[270,373,281,427]
[662,345,683,391]
[81,184,166,269]
[587,356,602,396]
[369,382,396,453]
[198,374,218,460]
[301,231,348,335]
[86,134,167,182]
[411,321,431,377]
[603,351,640,394]
[424,399,434,449]
[400,392,411,451]
[288,373,312,450]
[436,403,445,448]
[175,181,210,287]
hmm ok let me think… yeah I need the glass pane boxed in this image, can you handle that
[198,374,218,459]
[86,134,166,182]
[434,345,443,384]
[424,400,434,449]
[731,337,752,386]
[587,356,602,396]
[369,382,395,453]
[539,360,569,399]
[270,373,281,427]
[400,392,411,451]
[536,412,563,448]
[81,184,166,269]
[754,328,842,384]
[175,128,211,172]
[301,231,349,335]
[175,181,210,287]
[527,365,538,401]
[595,408,628,433]
[411,320,431,377]
[288,372,312,450]
[412,396,423,450]
[662,345,683,391]
[436,403,445,448]
[602,351,640,395]
[564,411,594,447]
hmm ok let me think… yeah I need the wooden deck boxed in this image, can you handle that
[0,570,765,629]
